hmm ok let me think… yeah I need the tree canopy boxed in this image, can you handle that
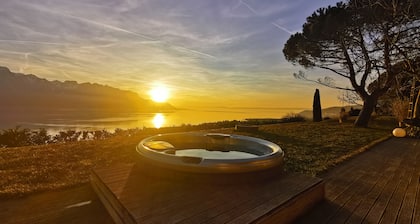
[283,0,420,127]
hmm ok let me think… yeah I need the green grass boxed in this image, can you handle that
[223,117,395,176]
[0,116,396,198]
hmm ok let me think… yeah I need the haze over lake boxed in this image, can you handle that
[1,107,306,133]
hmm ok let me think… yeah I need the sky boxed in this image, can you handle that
[0,0,346,109]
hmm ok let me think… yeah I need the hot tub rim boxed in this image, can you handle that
[135,132,285,174]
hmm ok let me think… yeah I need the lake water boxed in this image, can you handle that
[0,107,306,133]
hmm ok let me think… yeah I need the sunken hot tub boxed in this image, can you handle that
[135,132,284,179]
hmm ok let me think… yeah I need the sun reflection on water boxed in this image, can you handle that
[152,113,165,128]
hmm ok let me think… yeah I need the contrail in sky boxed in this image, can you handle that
[62,12,155,41]
[239,0,259,15]
[0,39,71,46]
[17,2,216,59]
[270,22,294,34]
[239,0,293,34]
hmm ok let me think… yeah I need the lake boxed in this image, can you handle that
[0,107,306,133]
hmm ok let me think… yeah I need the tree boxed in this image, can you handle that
[313,89,323,122]
[283,0,420,127]
[369,57,420,115]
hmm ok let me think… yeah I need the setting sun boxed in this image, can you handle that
[149,85,170,103]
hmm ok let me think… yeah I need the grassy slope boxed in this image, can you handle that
[0,117,396,198]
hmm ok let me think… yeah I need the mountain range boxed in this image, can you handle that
[0,66,174,113]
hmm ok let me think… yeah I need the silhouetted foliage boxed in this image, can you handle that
[349,107,361,116]
[283,0,420,127]
[368,57,420,115]
[338,90,362,106]
[280,113,306,122]
[0,115,309,148]
[30,129,51,145]
[0,126,31,147]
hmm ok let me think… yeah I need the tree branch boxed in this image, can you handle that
[293,71,354,91]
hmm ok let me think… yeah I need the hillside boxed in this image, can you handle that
[0,66,173,113]
[298,105,362,119]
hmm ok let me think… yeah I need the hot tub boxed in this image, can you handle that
[135,132,284,175]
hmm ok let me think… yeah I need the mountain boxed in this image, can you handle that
[0,66,174,113]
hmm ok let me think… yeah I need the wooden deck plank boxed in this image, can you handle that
[413,172,420,224]
[147,187,247,223]
[177,183,268,224]
[322,176,377,223]
[297,137,420,224]
[198,173,319,224]
[395,170,419,224]
[205,176,320,223]
[238,181,324,224]
[0,184,113,224]
[295,168,385,224]
[345,165,403,223]
[200,174,294,222]
[324,140,405,199]
[345,139,418,224]
[91,171,137,224]
[134,181,242,223]
[379,144,419,224]
[327,169,388,223]
[363,139,418,224]
[299,145,402,224]
[140,186,258,224]
[412,140,420,224]
[121,170,262,223]
[136,173,321,224]
[91,164,324,224]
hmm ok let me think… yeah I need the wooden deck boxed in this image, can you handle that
[296,137,420,224]
[91,164,324,224]
[1,137,419,223]
[0,185,113,224]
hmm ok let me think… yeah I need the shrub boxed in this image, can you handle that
[281,113,306,122]
[391,99,409,126]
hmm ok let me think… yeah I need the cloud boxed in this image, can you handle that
[0,0,344,107]
[15,1,217,59]
[238,0,294,34]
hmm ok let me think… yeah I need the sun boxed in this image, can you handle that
[149,85,170,103]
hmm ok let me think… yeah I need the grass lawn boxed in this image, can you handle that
[0,116,396,198]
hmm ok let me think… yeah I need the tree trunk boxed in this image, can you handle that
[354,96,377,127]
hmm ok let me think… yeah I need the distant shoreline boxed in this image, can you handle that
[0,106,360,132]
[298,105,362,119]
